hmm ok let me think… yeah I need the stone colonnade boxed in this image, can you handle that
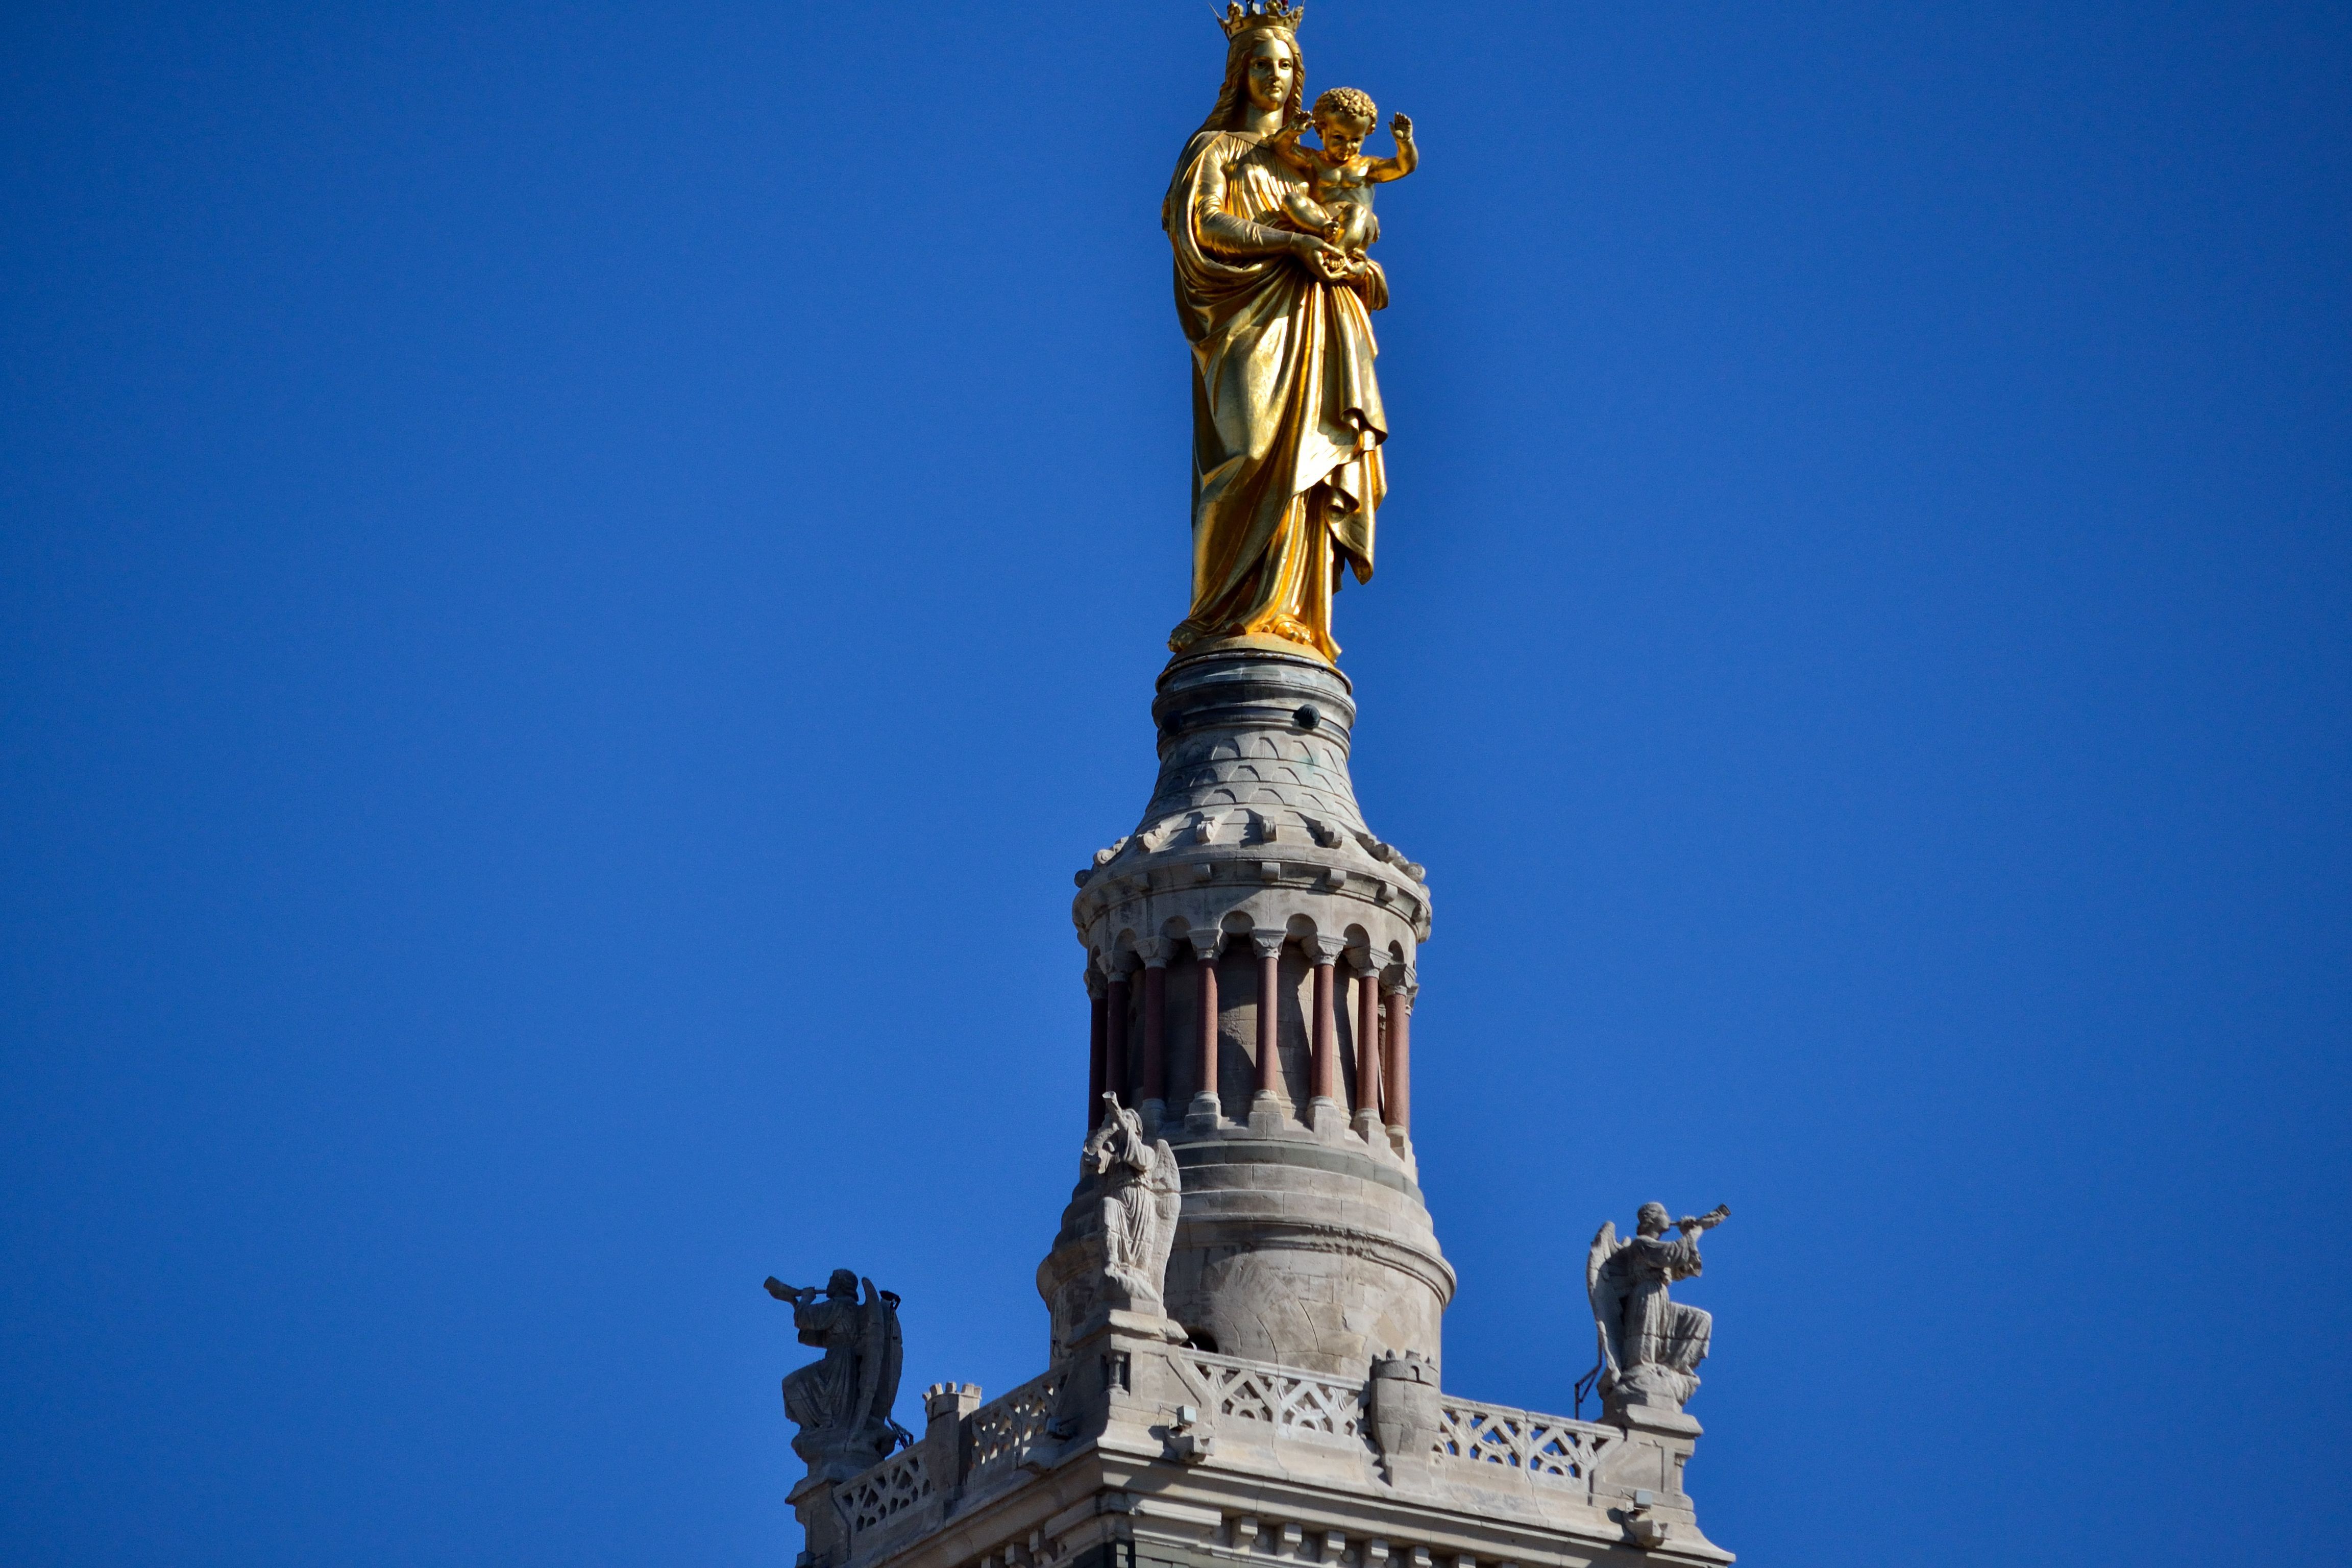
[1084,937,1414,1138]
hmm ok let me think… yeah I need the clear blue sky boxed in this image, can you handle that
[4,3,2346,1564]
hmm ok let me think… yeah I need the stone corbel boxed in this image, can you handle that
[1164,1402,1215,1464]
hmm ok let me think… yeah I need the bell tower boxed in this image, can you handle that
[1044,638,1449,1379]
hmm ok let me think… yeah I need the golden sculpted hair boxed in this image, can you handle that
[1313,86,1375,126]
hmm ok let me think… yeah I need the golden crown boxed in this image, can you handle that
[1219,1,1304,41]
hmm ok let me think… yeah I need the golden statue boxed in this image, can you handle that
[1164,2,1417,664]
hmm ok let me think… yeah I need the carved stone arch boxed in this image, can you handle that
[1208,788,1238,805]
[1211,740,1242,761]
[1231,765,1263,782]
[1217,910,1256,937]
[1158,914,1193,942]
[1289,739,1314,762]
[1284,911,1324,942]
[1252,736,1280,759]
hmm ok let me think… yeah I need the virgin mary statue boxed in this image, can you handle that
[1163,3,1387,665]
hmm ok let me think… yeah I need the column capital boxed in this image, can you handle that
[1134,937,1175,968]
[1309,934,1348,966]
[1247,928,1288,960]
[1085,967,1108,1000]
[1186,926,1224,963]
[1381,966,1418,998]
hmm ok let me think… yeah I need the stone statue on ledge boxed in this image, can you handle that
[765,1268,912,1482]
[1083,1093,1183,1315]
[1586,1203,1729,1422]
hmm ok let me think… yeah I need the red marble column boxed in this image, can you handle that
[1087,970,1108,1134]
[1141,960,1168,1106]
[1311,954,1339,1102]
[1105,968,1131,1109]
[1254,936,1283,1098]
[1382,975,1412,1132]
[1354,960,1382,1118]
[1194,938,1220,1111]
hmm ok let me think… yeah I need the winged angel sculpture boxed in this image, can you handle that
[1084,1093,1183,1315]
[765,1268,913,1481]
[1586,1203,1730,1418]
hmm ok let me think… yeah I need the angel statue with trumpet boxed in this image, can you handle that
[763,1268,913,1481]
[1584,1203,1730,1422]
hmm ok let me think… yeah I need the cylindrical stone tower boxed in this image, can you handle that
[1039,636,1449,1379]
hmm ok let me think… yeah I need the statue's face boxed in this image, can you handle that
[826,1269,857,1297]
[1636,1205,1669,1237]
[1315,109,1372,163]
[1244,35,1296,113]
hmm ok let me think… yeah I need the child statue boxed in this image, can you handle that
[1269,85,1418,261]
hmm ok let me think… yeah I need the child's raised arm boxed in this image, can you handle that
[1368,112,1418,182]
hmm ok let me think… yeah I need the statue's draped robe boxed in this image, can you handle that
[1622,1232,1711,1374]
[1165,127,1388,663]
[1092,1119,1183,1311]
[782,1295,860,1430]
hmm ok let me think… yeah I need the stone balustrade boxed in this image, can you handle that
[818,1349,1649,1567]
[1175,1348,1371,1450]
[1430,1395,1623,1501]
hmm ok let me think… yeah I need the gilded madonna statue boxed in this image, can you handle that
[1163,2,1408,664]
